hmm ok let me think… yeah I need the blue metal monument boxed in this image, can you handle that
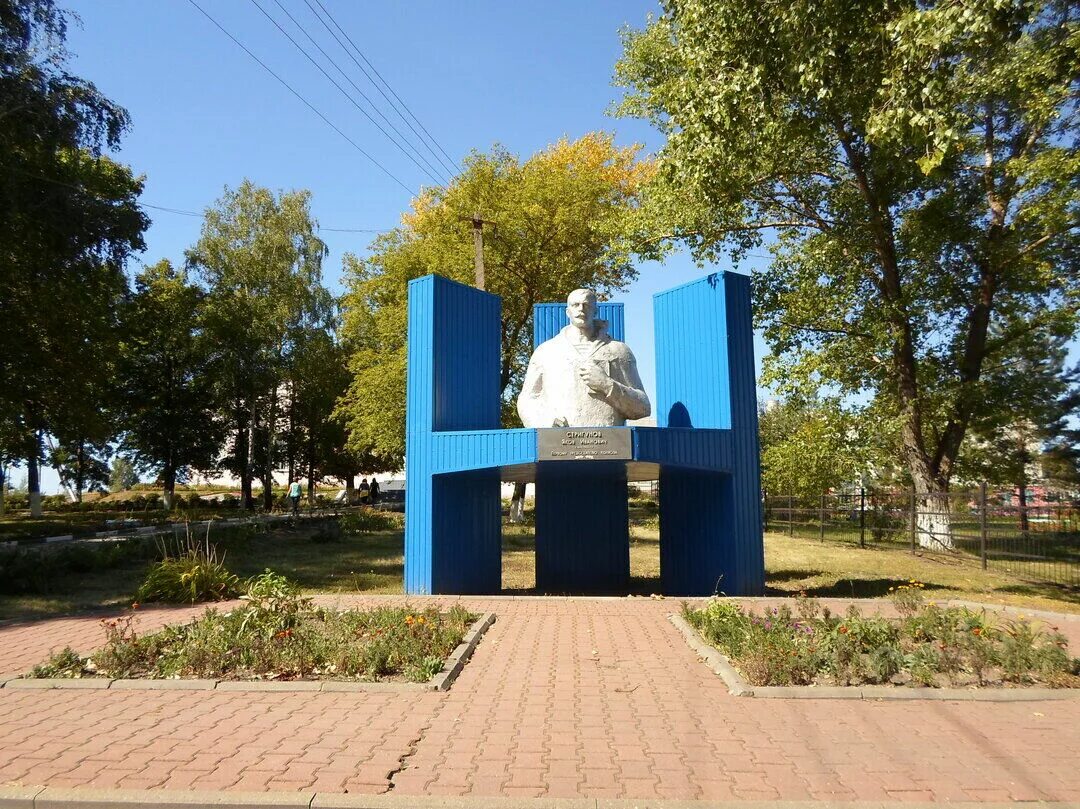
[403,271,763,596]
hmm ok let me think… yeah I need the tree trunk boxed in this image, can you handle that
[243,399,256,510]
[74,440,85,504]
[163,460,176,512]
[345,475,355,505]
[0,465,6,516]
[509,481,526,523]
[262,383,278,511]
[1017,481,1030,537]
[28,431,42,517]
[910,467,954,550]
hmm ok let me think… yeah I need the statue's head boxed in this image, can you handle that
[566,288,598,331]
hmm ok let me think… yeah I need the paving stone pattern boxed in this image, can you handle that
[0,596,1076,801]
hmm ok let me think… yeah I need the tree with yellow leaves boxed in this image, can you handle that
[336,133,653,466]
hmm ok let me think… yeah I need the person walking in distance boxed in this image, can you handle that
[288,479,302,516]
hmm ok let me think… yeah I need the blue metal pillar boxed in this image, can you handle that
[535,462,629,593]
[405,276,503,594]
[653,272,764,595]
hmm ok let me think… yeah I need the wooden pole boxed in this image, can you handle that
[471,215,486,290]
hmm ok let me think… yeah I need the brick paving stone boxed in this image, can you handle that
[0,594,1077,802]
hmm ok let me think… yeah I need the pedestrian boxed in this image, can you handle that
[288,479,302,516]
[369,477,380,504]
[359,477,370,504]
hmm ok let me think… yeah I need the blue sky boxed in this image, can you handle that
[15,0,767,493]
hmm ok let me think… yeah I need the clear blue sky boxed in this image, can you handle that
[17,0,770,494]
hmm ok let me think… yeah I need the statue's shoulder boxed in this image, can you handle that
[602,339,636,361]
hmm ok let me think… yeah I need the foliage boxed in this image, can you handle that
[116,261,225,508]
[0,539,154,595]
[134,536,241,604]
[109,456,139,492]
[336,134,654,462]
[759,396,882,497]
[187,181,333,509]
[35,598,478,683]
[0,0,147,478]
[614,1,1080,500]
[685,591,1079,688]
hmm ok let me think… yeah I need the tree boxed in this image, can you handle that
[116,260,225,510]
[615,0,1079,548]
[1,0,147,515]
[187,182,331,510]
[48,437,109,502]
[109,455,138,492]
[337,134,653,466]
[759,397,873,500]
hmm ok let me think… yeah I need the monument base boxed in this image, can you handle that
[535,461,630,593]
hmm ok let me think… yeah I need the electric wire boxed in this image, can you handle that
[184,0,415,196]
[266,0,450,186]
[304,0,461,179]
[248,0,448,187]
[14,166,392,232]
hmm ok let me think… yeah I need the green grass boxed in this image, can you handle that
[0,504,1075,622]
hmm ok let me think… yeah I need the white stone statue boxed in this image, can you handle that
[517,289,651,428]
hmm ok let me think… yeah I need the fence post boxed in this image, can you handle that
[979,481,988,570]
[788,495,794,537]
[910,489,917,554]
[819,493,826,543]
[859,487,866,548]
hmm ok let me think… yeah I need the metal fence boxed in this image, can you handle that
[763,485,1080,589]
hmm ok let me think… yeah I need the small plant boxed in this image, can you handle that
[135,530,240,604]
[888,581,925,618]
[686,596,1078,689]
[31,647,85,678]
[340,509,402,534]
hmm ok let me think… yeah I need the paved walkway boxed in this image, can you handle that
[0,596,1077,802]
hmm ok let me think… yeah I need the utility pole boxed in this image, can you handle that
[465,213,496,290]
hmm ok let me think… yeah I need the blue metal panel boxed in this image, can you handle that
[654,274,730,429]
[632,427,733,473]
[659,469,733,596]
[723,272,765,594]
[533,302,624,348]
[431,428,537,474]
[535,462,629,592]
[405,275,503,594]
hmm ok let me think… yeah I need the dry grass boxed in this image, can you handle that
[1,510,1075,622]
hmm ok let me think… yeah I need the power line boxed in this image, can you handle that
[248,0,449,187]
[265,0,450,186]
[305,0,461,180]
[184,0,415,196]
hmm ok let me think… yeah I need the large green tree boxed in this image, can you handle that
[116,260,225,510]
[187,182,332,510]
[337,133,653,466]
[615,0,1079,547]
[1,0,147,514]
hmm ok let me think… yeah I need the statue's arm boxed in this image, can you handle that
[516,355,546,428]
[604,354,651,421]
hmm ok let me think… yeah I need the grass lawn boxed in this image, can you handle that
[0,508,1075,622]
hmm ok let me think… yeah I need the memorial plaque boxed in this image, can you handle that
[537,427,632,461]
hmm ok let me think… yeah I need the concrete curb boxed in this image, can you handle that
[6,613,495,694]
[430,612,496,691]
[668,612,1080,702]
[0,787,1078,809]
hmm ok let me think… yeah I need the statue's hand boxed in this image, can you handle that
[577,361,611,396]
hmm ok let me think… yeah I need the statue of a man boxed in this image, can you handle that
[517,289,651,428]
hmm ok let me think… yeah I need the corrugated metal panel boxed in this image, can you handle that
[654,274,730,429]
[723,272,765,594]
[405,275,504,594]
[533,302,625,348]
[431,428,537,474]
[535,462,629,592]
[632,427,732,472]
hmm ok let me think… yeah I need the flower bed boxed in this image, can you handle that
[31,573,477,684]
[684,586,1079,689]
